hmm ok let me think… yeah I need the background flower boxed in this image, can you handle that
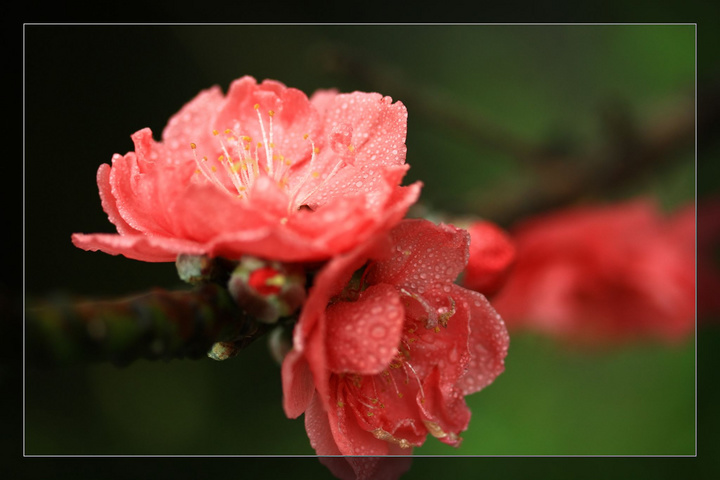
[490,199,696,344]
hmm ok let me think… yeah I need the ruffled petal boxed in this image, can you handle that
[71,233,204,262]
[214,76,320,167]
[417,366,471,446]
[96,163,141,236]
[320,379,393,456]
[451,286,509,395]
[162,85,225,156]
[308,92,409,207]
[281,349,316,419]
[366,219,469,291]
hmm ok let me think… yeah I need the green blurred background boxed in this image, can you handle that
[21,23,718,479]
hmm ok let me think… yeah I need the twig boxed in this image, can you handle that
[317,44,706,226]
[473,96,696,226]
[26,284,271,368]
[316,44,541,163]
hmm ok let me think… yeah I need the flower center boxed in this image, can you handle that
[332,314,434,449]
[189,104,350,212]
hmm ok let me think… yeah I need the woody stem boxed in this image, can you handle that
[26,284,271,368]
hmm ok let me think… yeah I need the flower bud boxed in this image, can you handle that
[227,257,306,324]
[207,341,238,361]
[175,254,237,285]
[462,221,516,297]
[176,254,215,285]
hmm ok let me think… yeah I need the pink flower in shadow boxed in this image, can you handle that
[491,198,697,344]
[72,76,420,262]
[282,219,509,478]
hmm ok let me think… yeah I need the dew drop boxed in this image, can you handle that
[371,324,387,338]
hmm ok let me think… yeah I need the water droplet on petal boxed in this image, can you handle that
[371,324,387,339]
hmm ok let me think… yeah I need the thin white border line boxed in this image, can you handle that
[21,22,699,26]
[693,21,698,457]
[21,23,699,459]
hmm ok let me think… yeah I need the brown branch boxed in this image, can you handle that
[316,44,706,226]
[474,96,696,226]
[26,284,271,368]
[316,44,541,163]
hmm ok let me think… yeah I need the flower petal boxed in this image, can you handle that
[310,381,392,456]
[281,349,316,419]
[452,286,509,395]
[309,92,409,207]
[71,233,203,262]
[162,85,225,156]
[326,284,405,375]
[96,163,141,236]
[366,219,469,291]
[215,76,320,165]
[417,366,471,446]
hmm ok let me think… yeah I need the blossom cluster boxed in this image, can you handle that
[72,77,510,479]
[72,75,702,478]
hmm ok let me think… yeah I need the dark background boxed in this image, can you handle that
[18,22,719,479]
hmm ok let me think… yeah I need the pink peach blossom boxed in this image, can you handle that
[491,199,697,344]
[282,219,509,474]
[72,76,420,263]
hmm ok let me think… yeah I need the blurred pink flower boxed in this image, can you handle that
[72,76,420,262]
[668,197,720,319]
[461,220,516,297]
[491,198,697,343]
[282,219,508,476]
